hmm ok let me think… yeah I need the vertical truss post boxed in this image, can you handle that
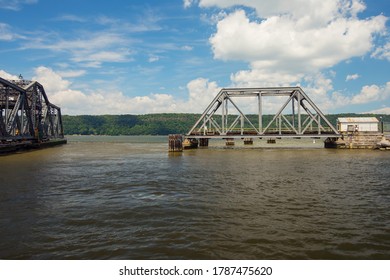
[297,90,302,134]
[318,115,321,135]
[225,97,228,134]
[21,103,25,135]
[258,92,262,134]
[278,115,282,135]
[241,114,244,135]
[5,87,9,129]
[221,92,225,135]
[292,96,295,128]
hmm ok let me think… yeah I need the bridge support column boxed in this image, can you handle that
[267,138,276,144]
[244,138,253,145]
[225,138,235,146]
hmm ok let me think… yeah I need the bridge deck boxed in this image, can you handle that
[186,133,340,139]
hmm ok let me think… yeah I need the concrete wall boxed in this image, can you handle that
[338,132,382,149]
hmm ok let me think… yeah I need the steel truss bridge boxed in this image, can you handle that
[186,87,340,139]
[0,77,65,143]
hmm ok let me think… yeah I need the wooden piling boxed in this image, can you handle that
[199,138,209,147]
[168,134,183,152]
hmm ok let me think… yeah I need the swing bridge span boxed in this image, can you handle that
[0,77,66,154]
[187,87,340,138]
[169,87,342,151]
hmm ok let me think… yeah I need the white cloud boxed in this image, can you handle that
[0,70,19,80]
[351,82,390,104]
[371,42,390,61]
[198,0,366,20]
[4,67,389,115]
[210,9,386,71]
[194,0,388,111]
[148,55,160,63]
[184,0,197,8]
[0,23,14,41]
[31,66,169,114]
[346,74,360,81]
[185,78,221,112]
[231,66,304,88]
[29,66,221,115]
[57,69,86,78]
[366,107,390,114]
[0,0,37,11]
[21,29,136,68]
[302,77,390,112]
[54,14,87,23]
[181,45,193,51]
[72,50,132,65]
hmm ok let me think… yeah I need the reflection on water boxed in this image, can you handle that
[0,136,389,259]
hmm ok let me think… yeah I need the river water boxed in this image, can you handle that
[0,136,389,259]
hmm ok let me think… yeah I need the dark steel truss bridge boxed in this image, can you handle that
[1,77,65,143]
[186,87,340,140]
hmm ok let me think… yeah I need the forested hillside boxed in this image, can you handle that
[62,114,201,135]
[62,113,390,135]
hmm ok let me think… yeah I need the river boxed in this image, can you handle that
[0,136,389,259]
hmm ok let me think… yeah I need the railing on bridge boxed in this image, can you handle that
[186,87,340,139]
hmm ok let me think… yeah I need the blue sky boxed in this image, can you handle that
[1,0,389,115]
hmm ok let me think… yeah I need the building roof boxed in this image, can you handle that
[337,117,379,123]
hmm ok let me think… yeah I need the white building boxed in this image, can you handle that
[337,117,379,133]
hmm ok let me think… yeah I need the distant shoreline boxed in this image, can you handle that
[63,113,390,136]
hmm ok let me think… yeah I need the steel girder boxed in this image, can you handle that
[187,87,340,137]
[0,77,64,141]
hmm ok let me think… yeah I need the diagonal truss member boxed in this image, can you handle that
[187,87,339,137]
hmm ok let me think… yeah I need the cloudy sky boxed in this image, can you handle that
[0,0,389,115]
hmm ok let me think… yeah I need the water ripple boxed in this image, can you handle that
[0,137,389,259]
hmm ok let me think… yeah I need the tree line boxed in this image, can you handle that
[62,113,390,135]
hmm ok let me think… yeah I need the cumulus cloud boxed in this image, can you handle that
[31,66,176,114]
[197,0,367,20]
[351,82,390,104]
[0,70,19,80]
[27,67,222,115]
[185,0,389,113]
[2,67,389,115]
[188,1,387,83]
[209,9,386,71]
[185,77,221,112]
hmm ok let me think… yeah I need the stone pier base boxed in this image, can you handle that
[325,132,383,149]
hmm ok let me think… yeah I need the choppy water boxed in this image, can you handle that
[0,136,389,259]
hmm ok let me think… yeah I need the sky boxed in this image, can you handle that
[0,0,389,115]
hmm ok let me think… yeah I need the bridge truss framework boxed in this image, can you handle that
[187,87,340,139]
[0,77,65,142]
